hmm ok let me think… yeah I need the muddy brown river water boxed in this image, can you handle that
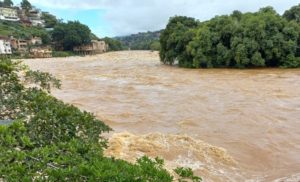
[24,51,300,181]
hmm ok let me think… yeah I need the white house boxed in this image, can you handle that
[0,7,20,22]
[28,8,45,27]
[0,38,12,55]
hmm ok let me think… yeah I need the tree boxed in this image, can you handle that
[160,16,198,65]
[21,0,32,12]
[42,12,58,28]
[150,40,161,51]
[3,0,13,7]
[52,21,91,50]
[101,37,123,51]
[160,5,300,68]
[283,4,300,23]
[115,30,161,50]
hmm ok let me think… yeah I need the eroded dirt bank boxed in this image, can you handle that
[24,51,300,181]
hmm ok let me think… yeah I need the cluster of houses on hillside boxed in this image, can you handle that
[0,35,52,58]
[0,5,51,57]
[0,34,108,58]
[0,6,45,26]
[0,5,108,58]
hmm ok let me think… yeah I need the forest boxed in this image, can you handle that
[115,31,162,50]
[160,4,300,68]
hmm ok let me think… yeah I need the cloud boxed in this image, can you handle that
[26,0,299,36]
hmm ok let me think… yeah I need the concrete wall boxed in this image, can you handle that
[0,39,12,54]
[0,7,19,22]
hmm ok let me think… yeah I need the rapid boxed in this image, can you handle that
[24,51,300,181]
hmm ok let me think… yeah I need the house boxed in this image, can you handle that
[29,36,42,45]
[29,46,52,58]
[28,8,44,27]
[0,37,12,55]
[91,40,107,53]
[10,37,28,53]
[73,40,107,55]
[0,7,20,22]
[17,8,32,26]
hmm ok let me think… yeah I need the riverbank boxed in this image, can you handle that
[23,51,300,181]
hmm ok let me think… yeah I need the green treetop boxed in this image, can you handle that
[21,0,32,12]
[283,4,300,23]
[2,0,13,7]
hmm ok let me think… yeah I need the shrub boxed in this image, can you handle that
[52,51,75,57]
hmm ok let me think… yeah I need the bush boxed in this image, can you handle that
[52,51,75,57]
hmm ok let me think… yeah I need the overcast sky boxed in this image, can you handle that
[12,0,300,37]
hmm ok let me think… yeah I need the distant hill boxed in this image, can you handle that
[115,30,162,50]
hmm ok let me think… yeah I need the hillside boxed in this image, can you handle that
[0,21,50,43]
[115,30,162,50]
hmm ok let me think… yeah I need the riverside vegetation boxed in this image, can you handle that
[160,4,300,68]
[0,58,201,181]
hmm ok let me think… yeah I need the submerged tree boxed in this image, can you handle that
[160,16,199,66]
[160,5,300,68]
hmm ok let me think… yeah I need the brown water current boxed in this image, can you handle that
[24,51,300,181]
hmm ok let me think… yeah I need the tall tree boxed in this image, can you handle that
[41,12,58,28]
[3,0,13,7]
[160,16,199,66]
[52,21,92,50]
[21,0,32,12]
[283,4,300,23]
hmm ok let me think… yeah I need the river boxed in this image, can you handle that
[24,51,300,181]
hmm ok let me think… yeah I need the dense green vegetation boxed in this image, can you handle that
[42,12,59,28]
[160,5,300,68]
[20,0,32,13]
[0,0,14,7]
[52,51,76,57]
[52,21,92,51]
[283,4,300,23]
[0,59,201,181]
[101,37,124,51]
[116,31,162,50]
[0,21,51,44]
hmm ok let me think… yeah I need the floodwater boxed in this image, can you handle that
[24,51,300,181]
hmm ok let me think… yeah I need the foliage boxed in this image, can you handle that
[174,167,202,182]
[283,4,300,23]
[160,6,300,68]
[0,21,50,44]
[52,21,92,51]
[21,0,32,12]
[1,0,13,7]
[101,37,123,51]
[41,12,58,28]
[150,40,161,51]
[116,30,162,50]
[160,16,199,66]
[0,58,201,181]
[52,51,75,57]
